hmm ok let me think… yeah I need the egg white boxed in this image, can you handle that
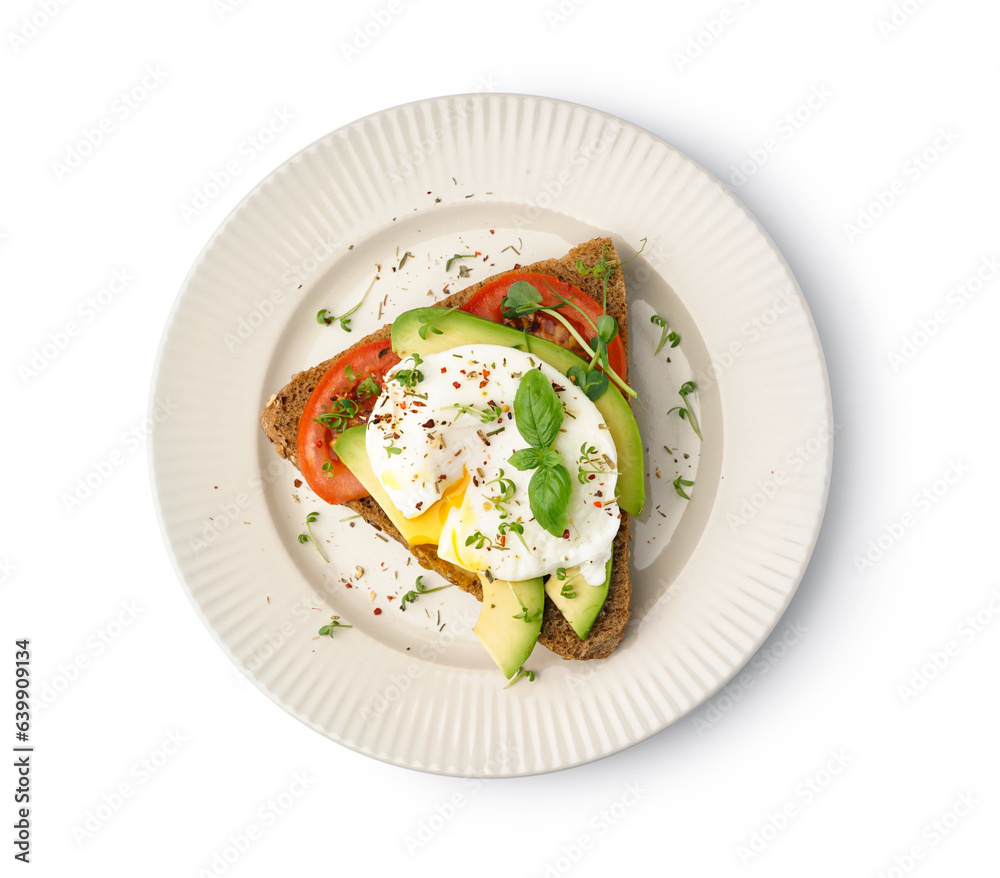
[366,344,620,585]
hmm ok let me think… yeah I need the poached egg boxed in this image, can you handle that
[365,344,619,586]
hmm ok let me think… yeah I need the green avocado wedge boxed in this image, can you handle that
[473,573,545,680]
[391,307,645,516]
[333,425,410,535]
[543,559,612,641]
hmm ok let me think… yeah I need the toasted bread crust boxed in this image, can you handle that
[260,238,632,661]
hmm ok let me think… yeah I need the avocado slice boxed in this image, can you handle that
[334,426,424,542]
[473,573,544,679]
[391,307,645,516]
[543,559,611,641]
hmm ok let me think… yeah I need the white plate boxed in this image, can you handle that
[150,94,832,777]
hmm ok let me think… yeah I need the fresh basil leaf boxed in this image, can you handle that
[508,448,544,471]
[513,368,563,448]
[501,281,543,319]
[529,463,572,537]
[539,448,563,468]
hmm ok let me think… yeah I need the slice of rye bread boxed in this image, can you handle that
[260,237,632,660]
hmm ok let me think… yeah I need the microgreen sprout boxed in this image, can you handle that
[399,575,452,611]
[484,469,516,519]
[318,617,352,638]
[650,314,680,354]
[574,237,646,311]
[504,667,536,688]
[296,511,328,562]
[576,442,610,484]
[465,531,494,550]
[672,476,694,500]
[384,437,402,456]
[417,305,461,339]
[501,280,634,400]
[498,519,531,552]
[666,381,703,440]
[313,397,359,432]
[448,401,504,423]
[445,253,475,271]
[513,603,543,624]
[394,353,424,389]
[355,374,381,398]
[316,271,377,332]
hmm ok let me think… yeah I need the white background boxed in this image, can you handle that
[3,0,998,875]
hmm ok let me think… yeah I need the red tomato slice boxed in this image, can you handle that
[297,340,401,505]
[459,273,627,382]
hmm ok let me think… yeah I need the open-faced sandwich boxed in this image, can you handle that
[259,237,644,680]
